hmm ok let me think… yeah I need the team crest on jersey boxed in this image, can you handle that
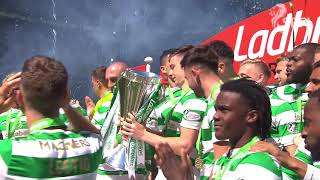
[288,122,297,133]
[168,121,179,130]
[147,118,158,128]
[183,110,201,121]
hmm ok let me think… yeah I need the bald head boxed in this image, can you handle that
[105,61,128,89]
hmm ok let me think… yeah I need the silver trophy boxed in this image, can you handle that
[118,70,159,119]
[106,70,160,171]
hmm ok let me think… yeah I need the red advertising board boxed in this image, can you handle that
[202,0,320,83]
[130,64,147,71]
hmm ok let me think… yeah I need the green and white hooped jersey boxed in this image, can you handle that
[147,88,207,137]
[91,92,113,130]
[199,102,217,180]
[269,98,297,147]
[270,84,308,134]
[146,87,207,171]
[0,108,28,139]
[197,82,224,180]
[282,140,320,180]
[0,119,103,179]
[59,100,88,126]
[211,151,282,180]
[146,87,182,133]
[0,102,88,140]
[211,138,282,180]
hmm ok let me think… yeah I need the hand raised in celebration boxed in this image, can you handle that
[0,72,21,113]
[154,143,193,180]
[85,96,95,119]
[121,112,146,140]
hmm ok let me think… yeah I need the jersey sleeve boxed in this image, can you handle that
[304,164,320,180]
[180,98,207,130]
[270,99,297,147]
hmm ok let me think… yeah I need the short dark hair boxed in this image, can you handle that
[220,79,271,139]
[170,45,194,60]
[160,48,177,66]
[207,40,234,64]
[91,66,107,87]
[295,43,319,57]
[181,45,219,73]
[21,56,68,115]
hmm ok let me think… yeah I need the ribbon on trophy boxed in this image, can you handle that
[127,83,162,179]
[101,91,120,158]
[102,70,161,179]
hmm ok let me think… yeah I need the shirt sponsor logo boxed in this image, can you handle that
[49,156,91,176]
[183,110,201,121]
[39,139,91,151]
[147,119,158,128]
[1,129,29,139]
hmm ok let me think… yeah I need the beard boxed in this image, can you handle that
[192,76,205,98]
[311,152,320,162]
[287,66,312,84]
[193,87,205,98]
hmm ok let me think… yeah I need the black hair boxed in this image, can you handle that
[207,40,234,64]
[295,43,319,54]
[220,78,271,139]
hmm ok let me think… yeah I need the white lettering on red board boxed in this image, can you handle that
[234,10,320,61]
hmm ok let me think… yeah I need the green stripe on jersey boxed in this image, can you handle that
[157,88,207,170]
[91,95,112,129]
[0,109,28,139]
[0,105,87,140]
[163,89,207,137]
[269,98,297,147]
[147,87,207,170]
[146,87,183,133]
[59,105,88,124]
[270,84,308,134]
[199,102,216,180]
[212,151,282,179]
[0,129,102,179]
